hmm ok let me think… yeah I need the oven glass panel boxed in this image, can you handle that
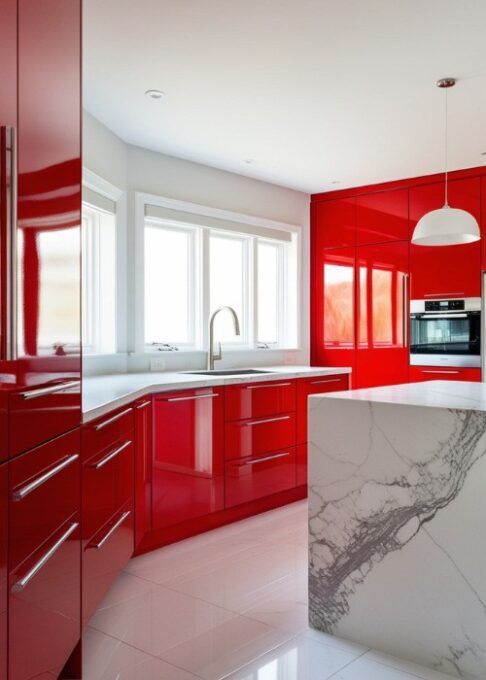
[410,312,480,356]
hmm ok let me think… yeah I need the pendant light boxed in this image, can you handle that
[411,78,480,246]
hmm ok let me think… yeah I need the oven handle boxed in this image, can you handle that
[420,314,468,319]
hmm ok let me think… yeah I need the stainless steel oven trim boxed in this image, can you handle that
[410,298,481,313]
[410,354,481,368]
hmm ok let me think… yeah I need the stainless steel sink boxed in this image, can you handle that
[182,369,274,376]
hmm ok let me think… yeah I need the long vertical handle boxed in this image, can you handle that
[0,126,17,360]
[403,274,409,348]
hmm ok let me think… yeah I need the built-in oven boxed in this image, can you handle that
[410,298,481,367]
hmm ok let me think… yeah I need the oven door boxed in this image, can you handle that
[410,311,481,367]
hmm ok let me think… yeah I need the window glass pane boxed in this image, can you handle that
[209,234,244,342]
[372,268,393,344]
[145,225,191,344]
[323,263,354,346]
[257,241,279,344]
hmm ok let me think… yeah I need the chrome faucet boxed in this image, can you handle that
[207,306,241,370]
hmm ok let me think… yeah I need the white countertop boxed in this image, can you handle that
[83,365,351,423]
[310,379,486,412]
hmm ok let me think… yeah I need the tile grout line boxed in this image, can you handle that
[325,648,370,679]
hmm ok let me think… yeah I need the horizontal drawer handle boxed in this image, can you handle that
[89,511,131,550]
[245,452,290,465]
[136,400,151,409]
[12,453,79,502]
[421,370,460,374]
[18,380,79,400]
[246,382,292,390]
[92,407,132,431]
[309,378,342,385]
[164,393,218,402]
[244,415,290,426]
[423,292,465,298]
[11,522,78,592]
[89,440,132,470]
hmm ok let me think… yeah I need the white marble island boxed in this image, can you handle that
[308,380,486,680]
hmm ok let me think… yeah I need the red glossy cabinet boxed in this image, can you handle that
[225,413,297,461]
[410,178,481,299]
[225,381,296,421]
[356,189,409,245]
[409,366,481,383]
[225,448,296,507]
[134,398,152,548]
[356,240,409,388]
[152,388,224,530]
[1,462,7,680]
[296,374,349,444]
[314,197,356,249]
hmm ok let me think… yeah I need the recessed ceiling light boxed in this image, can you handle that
[244,158,255,165]
[145,89,164,99]
[330,180,340,185]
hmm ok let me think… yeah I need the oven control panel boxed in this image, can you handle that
[424,299,465,312]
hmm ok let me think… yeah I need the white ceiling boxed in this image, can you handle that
[83,0,486,194]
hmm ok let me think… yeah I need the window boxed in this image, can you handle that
[82,202,116,354]
[142,212,298,352]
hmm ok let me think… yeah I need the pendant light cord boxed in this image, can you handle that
[444,86,449,207]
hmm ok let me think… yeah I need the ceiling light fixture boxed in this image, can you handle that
[244,158,255,165]
[145,89,164,99]
[411,78,480,246]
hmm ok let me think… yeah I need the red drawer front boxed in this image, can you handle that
[82,500,134,627]
[83,438,134,540]
[225,412,296,461]
[9,515,81,680]
[225,448,297,507]
[225,380,296,421]
[296,444,307,487]
[82,407,134,462]
[0,392,8,463]
[9,381,81,458]
[409,366,481,383]
[297,374,349,444]
[9,429,80,570]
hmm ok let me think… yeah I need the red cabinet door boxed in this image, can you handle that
[410,178,481,299]
[296,374,349,444]
[481,177,486,270]
[356,189,409,245]
[409,366,481,383]
[355,240,409,388]
[152,388,224,530]
[312,246,356,374]
[225,413,297,461]
[314,198,356,250]
[225,381,296,421]
[0,462,7,680]
[134,398,152,548]
[225,448,296,508]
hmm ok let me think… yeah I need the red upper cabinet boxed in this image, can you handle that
[356,189,409,245]
[481,176,486,269]
[410,178,481,299]
[355,240,409,388]
[134,398,152,549]
[314,197,356,250]
[152,388,224,530]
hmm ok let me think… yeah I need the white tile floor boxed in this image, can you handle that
[82,500,456,680]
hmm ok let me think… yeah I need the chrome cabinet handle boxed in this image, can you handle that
[12,453,79,501]
[421,370,460,374]
[164,393,218,402]
[89,440,131,469]
[92,407,132,430]
[403,274,409,347]
[89,511,131,550]
[18,380,79,400]
[244,415,290,426]
[1,126,17,361]
[11,522,78,592]
[309,378,342,385]
[424,292,464,298]
[245,452,290,465]
[136,400,151,409]
[246,382,292,390]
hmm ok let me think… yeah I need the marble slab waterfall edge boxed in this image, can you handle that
[308,381,486,680]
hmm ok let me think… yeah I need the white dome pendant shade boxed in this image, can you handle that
[411,78,481,247]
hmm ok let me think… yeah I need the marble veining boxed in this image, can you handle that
[308,386,486,680]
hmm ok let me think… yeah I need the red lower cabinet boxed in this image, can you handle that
[0,462,7,680]
[225,381,296,421]
[296,375,349,444]
[409,366,481,382]
[134,399,152,549]
[225,413,296,461]
[9,515,81,680]
[225,448,297,508]
[296,445,307,487]
[152,388,224,530]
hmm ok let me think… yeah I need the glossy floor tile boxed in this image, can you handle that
[83,500,457,680]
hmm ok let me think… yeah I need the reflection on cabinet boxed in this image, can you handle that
[225,448,297,507]
[314,197,356,249]
[356,189,409,245]
[134,398,152,549]
[0,463,7,680]
[296,374,349,444]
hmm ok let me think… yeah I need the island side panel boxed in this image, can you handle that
[308,395,486,680]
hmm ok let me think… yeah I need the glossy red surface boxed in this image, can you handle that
[314,197,356,250]
[481,177,486,269]
[9,429,80,570]
[225,448,296,508]
[9,514,81,680]
[356,240,409,388]
[296,375,349,444]
[152,388,224,530]
[409,178,481,299]
[225,380,296,421]
[82,500,133,627]
[409,366,481,383]
[225,412,297,461]
[296,444,307,487]
[134,399,152,548]
[83,407,134,462]
[0,0,17,127]
[0,462,7,680]
[356,189,409,245]
[0,392,7,463]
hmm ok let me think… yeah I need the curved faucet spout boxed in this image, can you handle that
[208,306,241,370]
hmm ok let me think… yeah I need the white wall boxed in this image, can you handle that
[83,111,310,375]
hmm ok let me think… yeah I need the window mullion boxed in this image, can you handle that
[200,228,210,350]
[251,238,258,347]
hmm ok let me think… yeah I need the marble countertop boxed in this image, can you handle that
[310,379,486,412]
[83,365,351,423]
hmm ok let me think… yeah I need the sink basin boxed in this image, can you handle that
[182,369,274,376]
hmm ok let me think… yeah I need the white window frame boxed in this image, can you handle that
[135,192,302,353]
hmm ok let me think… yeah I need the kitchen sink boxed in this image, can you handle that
[182,369,274,376]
